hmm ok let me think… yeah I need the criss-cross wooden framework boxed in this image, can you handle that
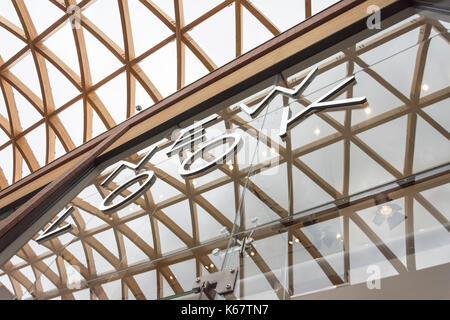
[0,0,320,189]
[0,7,449,299]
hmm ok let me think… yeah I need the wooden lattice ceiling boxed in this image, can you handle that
[0,9,449,300]
[0,0,324,189]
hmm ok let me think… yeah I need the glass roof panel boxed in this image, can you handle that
[241,5,274,53]
[83,29,123,85]
[356,198,407,266]
[23,122,46,167]
[9,53,42,100]
[94,72,127,125]
[128,0,173,57]
[348,218,399,285]
[42,20,81,76]
[188,4,235,67]
[183,0,223,25]
[349,141,396,194]
[57,100,84,147]
[12,87,42,131]
[82,0,125,50]
[0,1,21,26]
[138,41,177,97]
[0,27,26,62]
[250,0,306,31]
[0,128,9,146]
[152,0,175,20]
[413,198,450,270]
[23,0,65,35]
[356,115,408,173]
[312,0,340,15]
[413,115,450,173]
[0,145,13,184]
[421,34,450,97]
[46,60,79,110]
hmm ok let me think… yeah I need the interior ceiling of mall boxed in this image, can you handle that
[0,0,448,299]
[0,0,342,189]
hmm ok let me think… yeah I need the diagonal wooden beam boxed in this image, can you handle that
[118,0,137,118]
[174,0,185,90]
[350,213,408,274]
[235,0,243,57]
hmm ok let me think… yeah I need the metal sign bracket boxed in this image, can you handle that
[192,268,239,300]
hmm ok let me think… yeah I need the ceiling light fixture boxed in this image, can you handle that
[379,205,393,217]
[373,203,404,230]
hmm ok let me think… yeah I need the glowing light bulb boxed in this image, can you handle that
[365,107,372,115]
[295,238,300,243]
[422,83,429,91]
[336,233,342,239]
[288,240,293,245]
[229,164,234,170]
[250,252,255,257]
[271,147,276,153]
[314,128,321,136]
[380,205,393,217]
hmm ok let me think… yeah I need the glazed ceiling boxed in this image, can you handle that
[0,9,449,299]
[0,0,340,190]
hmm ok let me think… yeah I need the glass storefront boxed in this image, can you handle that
[0,6,449,300]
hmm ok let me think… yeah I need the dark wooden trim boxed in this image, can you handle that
[0,186,43,218]
[0,124,128,258]
[0,135,105,208]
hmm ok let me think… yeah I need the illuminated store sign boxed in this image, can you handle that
[35,70,366,246]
